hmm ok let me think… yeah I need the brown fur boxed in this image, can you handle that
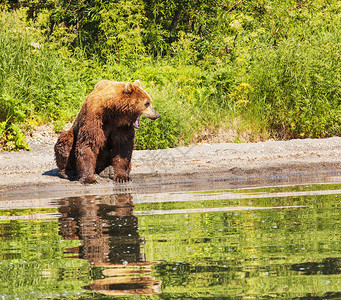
[54,80,160,184]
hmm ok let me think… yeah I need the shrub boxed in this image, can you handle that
[247,12,341,138]
[135,84,194,149]
[1,1,340,151]
[0,9,86,149]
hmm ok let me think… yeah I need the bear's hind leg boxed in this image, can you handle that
[76,146,98,184]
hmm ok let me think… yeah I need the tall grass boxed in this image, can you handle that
[246,9,341,138]
[0,10,86,149]
[0,10,241,151]
[1,2,340,151]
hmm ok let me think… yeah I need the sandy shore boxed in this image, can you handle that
[0,127,340,201]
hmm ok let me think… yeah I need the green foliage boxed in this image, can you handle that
[1,1,340,151]
[0,121,5,138]
[4,124,30,151]
[0,9,86,150]
[99,0,146,61]
[136,84,194,149]
[246,4,341,138]
[0,120,29,151]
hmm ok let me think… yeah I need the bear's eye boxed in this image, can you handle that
[145,102,150,108]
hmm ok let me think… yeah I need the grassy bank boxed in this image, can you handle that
[0,1,340,151]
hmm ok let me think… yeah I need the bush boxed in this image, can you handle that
[0,9,86,150]
[246,8,341,138]
[1,1,340,151]
[135,84,194,149]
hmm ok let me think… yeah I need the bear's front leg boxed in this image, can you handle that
[112,155,132,183]
[110,135,134,183]
[54,129,74,179]
[76,146,98,184]
[109,126,134,183]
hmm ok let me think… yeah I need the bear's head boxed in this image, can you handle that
[123,80,160,129]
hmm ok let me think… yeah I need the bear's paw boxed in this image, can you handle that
[113,172,131,183]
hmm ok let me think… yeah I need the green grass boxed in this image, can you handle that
[0,3,340,151]
[247,32,341,138]
[0,10,86,150]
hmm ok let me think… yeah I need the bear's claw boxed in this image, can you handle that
[114,174,131,183]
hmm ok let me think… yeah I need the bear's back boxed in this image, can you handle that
[84,80,127,113]
[94,80,125,92]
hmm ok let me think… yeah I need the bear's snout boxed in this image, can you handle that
[151,112,160,120]
[142,106,160,120]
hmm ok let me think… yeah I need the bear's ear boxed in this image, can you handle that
[123,82,133,94]
[133,80,142,88]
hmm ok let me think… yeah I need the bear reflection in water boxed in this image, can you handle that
[58,194,161,296]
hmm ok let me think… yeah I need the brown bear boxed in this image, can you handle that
[54,80,160,184]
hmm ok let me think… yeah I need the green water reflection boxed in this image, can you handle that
[0,186,340,299]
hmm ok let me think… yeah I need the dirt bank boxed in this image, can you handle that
[0,125,340,201]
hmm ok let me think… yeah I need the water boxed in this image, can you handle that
[0,183,340,299]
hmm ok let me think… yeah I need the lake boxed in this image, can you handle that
[0,182,340,299]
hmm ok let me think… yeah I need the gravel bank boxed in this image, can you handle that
[0,125,340,200]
